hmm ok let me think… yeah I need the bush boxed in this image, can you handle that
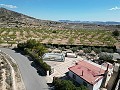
[66,46,70,49]
[52,30,57,33]
[101,48,108,52]
[99,53,113,63]
[53,78,87,90]
[17,43,26,50]
[25,49,51,72]
[71,47,78,52]
[78,46,83,50]
[83,47,91,53]
[26,39,38,49]
[112,30,119,37]
[17,39,51,73]
[93,48,101,54]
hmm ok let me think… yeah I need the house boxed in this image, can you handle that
[68,60,106,90]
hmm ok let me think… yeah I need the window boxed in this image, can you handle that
[83,81,87,87]
[72,74,76,80]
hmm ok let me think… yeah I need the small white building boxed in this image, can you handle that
[66,53,77,58]
[42,53,65,62]
[68,60,105,90]
[113,63,120,72]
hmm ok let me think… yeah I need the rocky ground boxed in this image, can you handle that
[0,51,25,90]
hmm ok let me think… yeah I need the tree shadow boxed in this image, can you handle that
[31,61,46,76]
[13,48,46,76]
[12,48,26,55]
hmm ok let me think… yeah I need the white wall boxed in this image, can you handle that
[69,71,103,90]
[69,71,93,90]
[93,78,103,90]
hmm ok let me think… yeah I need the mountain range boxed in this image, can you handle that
[59,20,120,25]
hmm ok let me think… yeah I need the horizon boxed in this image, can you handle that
[0,0,120,22]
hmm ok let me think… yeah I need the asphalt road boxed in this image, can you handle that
[0,48,48,90]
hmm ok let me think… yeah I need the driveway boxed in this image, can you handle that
[0,48,48,90]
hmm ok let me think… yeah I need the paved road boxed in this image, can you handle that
[0,48,48,90]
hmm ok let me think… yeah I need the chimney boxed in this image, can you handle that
[106,64,109,71]
[75,62,78,65]
[82,70,83,76]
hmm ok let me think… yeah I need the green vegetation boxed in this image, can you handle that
[99,53,113,63]
[0,28,118,47]
[83,47,92,53]
[17,39,51,73]
[53,77,87,90]
[112,30,119,37]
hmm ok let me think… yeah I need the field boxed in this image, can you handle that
[0,28,118,47]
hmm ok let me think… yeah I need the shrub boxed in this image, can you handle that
[17,43,26,50]
[112,30,119,37]
[17,39,51,73]
[53,78,87,90]
[26,39,38,49]
[52,30,57,33]
[83,47,91,53]
[78,46,83,50]
[71,47,78,52]
[66,46,70,49]
[93,48,101,54]
[99,53,113,63]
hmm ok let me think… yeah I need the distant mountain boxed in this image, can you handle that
[59,20,120,25]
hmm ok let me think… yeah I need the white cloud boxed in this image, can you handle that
[0,4,17,8]
[109,6,120,10]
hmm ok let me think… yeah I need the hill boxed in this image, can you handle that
[0,8,119,48]
[0,8,60,28]
[0,7,120,30]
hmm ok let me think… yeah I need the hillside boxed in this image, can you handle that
[0,8,119,48]
[0,8,60,28]
[0,8,120,30]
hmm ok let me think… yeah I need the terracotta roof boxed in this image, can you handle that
[68,60,105,85]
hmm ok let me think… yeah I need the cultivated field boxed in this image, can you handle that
[0,28,118,47]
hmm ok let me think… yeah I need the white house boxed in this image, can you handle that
[68,60,106,90]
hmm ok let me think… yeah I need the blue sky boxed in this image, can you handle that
[0,0,120,21]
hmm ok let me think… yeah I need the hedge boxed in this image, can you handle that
[24,48,51,72]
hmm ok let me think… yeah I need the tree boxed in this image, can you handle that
[83,47,91,53]
[112,30,119,37]
[53,78,87,90]
[34,45,48,58]
[71,47,78,52]
[78,46,83,50]
[92,48,101,54]
[26,39,38,49]
[68,37,74,45]
[99,52,113,63]
[17,42,26,50]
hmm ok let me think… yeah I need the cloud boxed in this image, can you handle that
[0,4,17,8]
[109,6,120,10]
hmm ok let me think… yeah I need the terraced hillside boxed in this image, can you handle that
[0,28,118,47]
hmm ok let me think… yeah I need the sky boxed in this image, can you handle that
[0,0,120,22]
